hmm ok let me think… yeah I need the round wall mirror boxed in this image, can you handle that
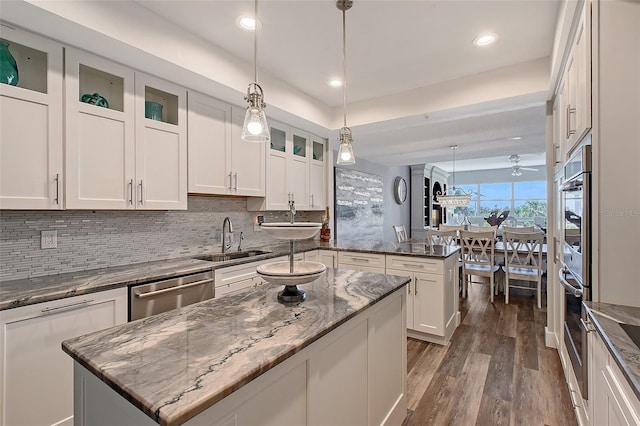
[393,176,407,204]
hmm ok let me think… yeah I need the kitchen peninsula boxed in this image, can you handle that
[62,268,410,426]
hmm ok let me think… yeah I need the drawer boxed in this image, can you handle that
[214,258,274,288]
[338,251,386,268]
[386,255,443,275]
[215,277,261,298]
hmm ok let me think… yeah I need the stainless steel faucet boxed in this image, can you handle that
[288,193,296,224]
[222,217,233,253]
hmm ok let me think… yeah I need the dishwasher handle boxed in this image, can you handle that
[133,278,213,299]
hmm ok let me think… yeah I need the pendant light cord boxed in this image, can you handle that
[254,0,259,84]
[342,7,347,128]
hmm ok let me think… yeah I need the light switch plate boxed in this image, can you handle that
[41,230,57,249]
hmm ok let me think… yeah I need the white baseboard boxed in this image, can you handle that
[545,326,556,348]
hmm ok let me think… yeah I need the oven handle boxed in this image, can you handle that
[559,268,584,297]
[133,278,213,299]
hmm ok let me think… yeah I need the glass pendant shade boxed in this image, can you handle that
[336,127,355,165]
[337,141,355,165]
[241,104,270,142]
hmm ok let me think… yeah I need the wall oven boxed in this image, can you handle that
[559,142,592,400]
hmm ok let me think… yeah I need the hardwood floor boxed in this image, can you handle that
[404,281,577,426]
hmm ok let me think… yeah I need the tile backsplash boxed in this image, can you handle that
[0,196,322,281]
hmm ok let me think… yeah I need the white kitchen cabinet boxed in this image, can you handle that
[65,47,136,209]
[0,288,127,426]
[337,251,386,274]
[303,250,319,262]
[248,121,326,211]
[134,72,187,210]
[386,254,458,345]
[73,290,406,426]
[0,27,63,209]
[308,135,327,211]
[318,250,338,269]
[186,92,265,197]
[589,325,640,426]
[66,49,187,210]
[230,106,266,196]
[554,0,592,163]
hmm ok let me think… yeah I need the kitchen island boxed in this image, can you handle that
[62,268,409,426]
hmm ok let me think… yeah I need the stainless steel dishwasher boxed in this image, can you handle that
[129,270,214,321]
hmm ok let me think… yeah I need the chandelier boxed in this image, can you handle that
[436,145,472,207]
[240,0,270,142]
[335,0,355,165]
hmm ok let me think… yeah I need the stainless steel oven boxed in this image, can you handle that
[561,143,591,287]
[559,142,592,400]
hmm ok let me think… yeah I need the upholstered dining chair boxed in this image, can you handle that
[501,230,545,309]
[459,229,501,302]
[392,224,408,243]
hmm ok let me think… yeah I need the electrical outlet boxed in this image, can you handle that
[41,230,57,249]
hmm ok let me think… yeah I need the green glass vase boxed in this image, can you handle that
[0,41,19,86]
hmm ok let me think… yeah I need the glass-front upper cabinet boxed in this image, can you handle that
[0,25,63,209]
[65,47,136,210]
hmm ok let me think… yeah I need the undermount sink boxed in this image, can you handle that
[194,249,272,263]
[260,222,322,240]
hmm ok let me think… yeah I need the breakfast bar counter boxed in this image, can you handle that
[62,268,410,425]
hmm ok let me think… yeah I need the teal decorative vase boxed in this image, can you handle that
[0,41,19,86]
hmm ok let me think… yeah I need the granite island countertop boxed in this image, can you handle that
[62,268,410,425]
[1,237,457,311]
[583,302,640,400]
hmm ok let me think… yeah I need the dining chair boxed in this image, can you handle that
[426,228,458,246]
[392,224,408,243]
[502,225,535,233]
[459,229,501,302]
[439,224,464,232]
[467,225,498,236]
[501,230,545,308]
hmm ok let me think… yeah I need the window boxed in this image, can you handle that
[448,181,547,227]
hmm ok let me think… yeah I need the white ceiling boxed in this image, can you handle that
[137,1,560,170]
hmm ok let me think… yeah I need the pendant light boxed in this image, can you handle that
[336,0,355,165]
[241,0,270,142]
[436,145,472,207]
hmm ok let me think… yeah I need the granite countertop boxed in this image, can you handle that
[62,269,410,426]
[1,238,457,311]
[583,302,640,400]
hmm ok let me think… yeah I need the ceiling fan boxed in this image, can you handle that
[508,154,539,176]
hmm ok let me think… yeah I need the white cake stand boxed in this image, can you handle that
[258,222,324,303]
[256,261,326,303]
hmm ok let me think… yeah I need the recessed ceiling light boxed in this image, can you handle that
[510,136,522,140]
[473,33,497,47]
[328,79,343,87]
[236,16,261,31]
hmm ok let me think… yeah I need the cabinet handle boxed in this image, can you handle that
[41,299,94,314]
[310,194,314,207]
[407,279,412,295]
[234,172,238,190]
[566,104,576,137]
[139,180,144,205]
[54,173,60,205]
[349,257,371,262]
[134,279,214,299]
[228,173,232,190]
[414,278,418,295]
[129,179,134,205]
